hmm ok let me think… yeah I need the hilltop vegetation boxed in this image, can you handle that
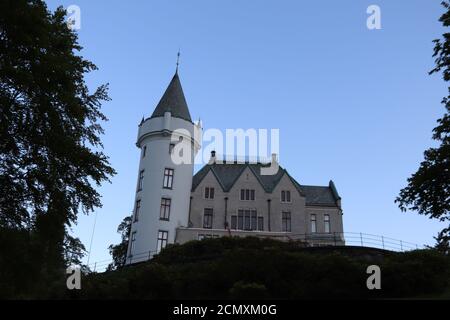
[65,237,450,300]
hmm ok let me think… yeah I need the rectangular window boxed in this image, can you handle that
[130,231,137,255]
[257,216,264,231]
[157,230,168,253]
[134,200,141,222]
[324,214,330,233]
[251,210,257,230]
[137,170,144,191]
[163,168,174,189]
[282,211,291,232]
[142,145,147,158]
[244,209,251,230]
[169,143,175,154]
[231,215,237,230]
[203,208,213,229]
[240,189,255,201]
[204,187,215,199]
[311,214,317,233]
[160,198,171,221]
[238,210,244,230]
[235,209,259,230]
[281,190,291,203]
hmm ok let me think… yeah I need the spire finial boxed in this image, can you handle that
[176,49,180,73]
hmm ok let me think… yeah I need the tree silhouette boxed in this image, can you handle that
[0,0,115,283]
[396,1,450,251]
[107,216,132,271]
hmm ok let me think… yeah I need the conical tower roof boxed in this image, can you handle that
[150,72,192,122]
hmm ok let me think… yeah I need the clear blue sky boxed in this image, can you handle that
[46,0,448,266]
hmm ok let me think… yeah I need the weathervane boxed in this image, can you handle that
[176,50,180,73]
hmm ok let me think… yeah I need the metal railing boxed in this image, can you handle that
[85,231,424,273]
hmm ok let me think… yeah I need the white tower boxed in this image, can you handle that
[126,71,201,264]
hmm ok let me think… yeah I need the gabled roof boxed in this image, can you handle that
[150,72,192,122]
[192,162,340,207]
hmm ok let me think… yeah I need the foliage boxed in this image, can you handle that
[107,216,132,271]
[396,1,450,250]
[63,237,450,300]
[0,0,114,295]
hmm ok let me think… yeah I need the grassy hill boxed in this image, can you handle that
[66,237,450,300]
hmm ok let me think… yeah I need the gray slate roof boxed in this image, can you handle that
[150,72,192,122]
[192,162,341,207]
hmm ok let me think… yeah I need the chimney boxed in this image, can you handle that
[209,150,216,165]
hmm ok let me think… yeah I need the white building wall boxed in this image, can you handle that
[127,112,200,263]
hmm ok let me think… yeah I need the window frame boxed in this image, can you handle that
[204,187,215,199]
[159,197,171,221]
[324,214,331,233]
[282,211,292,232]
[130,231,137,255]
[240,189,255,201]
[311,214,317,233]
[137,169,145,191]
[134,199,141,222]
[281,190,291,203]
[203,208,213,229]
[163,168,174,189]
[156,230,168,253]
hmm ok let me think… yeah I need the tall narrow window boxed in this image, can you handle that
[231,215,237,230]
[251,210,257,230]
[142,145,147,158]
[203,208,213,229]
[130,231,137,255]
[281,190,291,203]
[137,170,144,191]
[160,198,171,221]
[257,216,264,231]
[311,214,317,233]
[238,210,244,230]
[204,187,215,199]
[163,168,174,189]
[157,230,168,253]
[282,211,291,232]
[240,189,255,200]
[169,143,175,154]
[134,200,141,222]
[324,214,331,233]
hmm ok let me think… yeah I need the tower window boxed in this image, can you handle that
[324,214,331,233]
[142,145,147,158]
[281,190,291,203]
[130,231,137,255]
[282,211,291,232]
[203,208,213,229]
[169,143,175,154]
[160,198,171,221]
[204,187,215,199]
[163,168,174,189]
[240,189,255,201]
[134,200,141,222]
[311,214,317,233]
[157,230,168,253]
[137,170,144,191]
